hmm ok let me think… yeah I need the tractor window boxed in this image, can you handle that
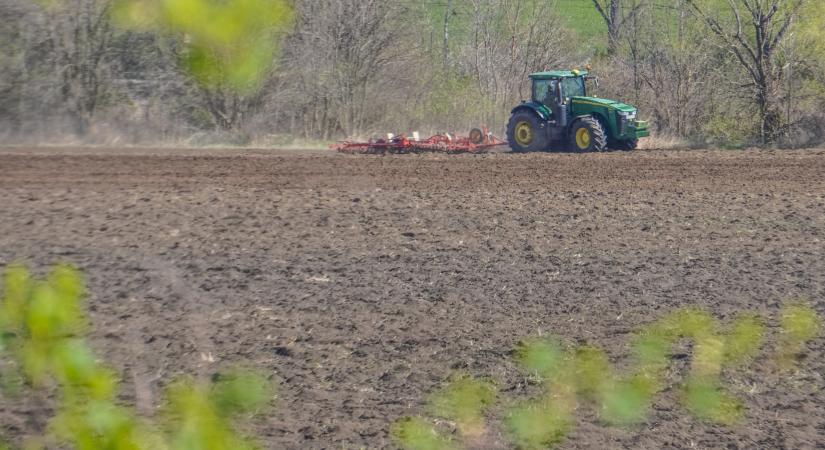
[532,79,557,107]
[561,77,585,99]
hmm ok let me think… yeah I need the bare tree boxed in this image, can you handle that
[621,0,717,139]
[37,0,114,135]
[465,0,574,129]
[443,0,454,72]
[0,1,26,136]
[591,0,645,55]
[685,0,807,144]
[280,0,405,138]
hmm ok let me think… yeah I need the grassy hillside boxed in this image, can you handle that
[555,0,606,48]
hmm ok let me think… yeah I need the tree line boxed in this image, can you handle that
[1,0,823,148]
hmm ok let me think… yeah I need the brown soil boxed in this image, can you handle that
[1,147,824,449]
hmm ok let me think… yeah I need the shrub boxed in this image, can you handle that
[395,304,821,449]
[1,264,273,450]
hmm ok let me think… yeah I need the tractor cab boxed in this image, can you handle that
[532,72,586,108]
[507,69,648,152]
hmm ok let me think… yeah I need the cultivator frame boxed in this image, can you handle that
[331,128,507,155]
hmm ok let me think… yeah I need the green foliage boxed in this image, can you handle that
[601,375,656,425]
[1,264,273,450]
[427,374,496,437]
[681,379,742,425]
[508,339,578,448]
[2,265,89,386]
[210,369,273,416]
[572,346,611,399]
[724,314,764,365]
[631,325,673,374]
[514,338,563,380]
[392,417,455,450]
[776,303,821,370]
[669,308,716,338]
[700,112,753,148]
[397,303,820,449]
[1,265,31,334]
[780,304,821,343]
[393,374,496,449]
[506,398,572,450]
[406,72,496,133]
[112,0,294,92]
[556,0,605,48]
[164,377,263,450]
[49,399,158,450]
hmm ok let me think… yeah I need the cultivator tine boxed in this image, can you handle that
[331,128,508,155]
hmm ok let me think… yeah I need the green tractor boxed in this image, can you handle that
[506,70,648,152]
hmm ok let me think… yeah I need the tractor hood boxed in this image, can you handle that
[571,96,636,113]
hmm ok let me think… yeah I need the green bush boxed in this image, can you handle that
[427,374,496,439]
[396,304,821,449]
[112,0,294,92]
[1,264,273,450]
[391,417,456,450]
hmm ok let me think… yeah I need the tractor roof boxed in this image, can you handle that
[529,70,588,79]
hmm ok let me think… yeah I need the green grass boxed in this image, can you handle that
[555,0,606,48]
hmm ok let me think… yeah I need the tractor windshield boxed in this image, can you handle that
[561,76,585,99]
[532,79,558,107]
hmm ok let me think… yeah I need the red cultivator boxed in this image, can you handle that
[331,128,507,155]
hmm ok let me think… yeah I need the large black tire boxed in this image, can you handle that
[506,111,548,152]
[570,116,608,152]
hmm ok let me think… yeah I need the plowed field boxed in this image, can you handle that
[1,147,824,449]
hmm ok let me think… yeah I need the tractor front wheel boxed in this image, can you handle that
[570,117,607,152]
[507,111,548,152]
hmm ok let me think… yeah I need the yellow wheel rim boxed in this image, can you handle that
[514,121,533,146]
[575,127,591,149]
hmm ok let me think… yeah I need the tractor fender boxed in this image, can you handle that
[511,102,550,121]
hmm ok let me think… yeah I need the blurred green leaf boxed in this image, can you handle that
[51,399,154,450]
[112,0,294,92]
[211,369,273,416]
[775,303,821,371]
[20,339,50,385]
[428,374,495,437]
[681,378,742,425]
[164,376,261,450]
[780,304,820,343]
[26,278,85,342]
[49,265,83,308]
[2,265,269,450]
[601,375,656,425]
[724,314,764,365]
[52,339,98,387]
[392,417,455,450]
[691,333,725,380]
[631,326,673,375]
[573,346,610,399]
[506,397,572,450]
[514,338,563,380]
[672,308,716,338]
[1,264,30,333]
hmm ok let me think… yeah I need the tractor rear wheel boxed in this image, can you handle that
[570,116,607,152]
[507,111,548,152]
